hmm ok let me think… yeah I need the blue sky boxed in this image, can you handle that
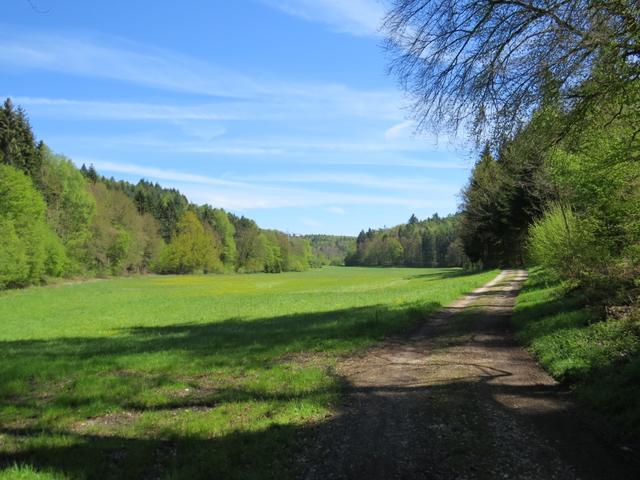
[2,0,474,235]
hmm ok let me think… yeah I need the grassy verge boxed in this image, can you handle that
[0,267,497,479]
[513,268,640,442]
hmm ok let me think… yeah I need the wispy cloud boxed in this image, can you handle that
[9,87,402,122]
[52,129,471,167]
[234,172,458,192]
[325,206,346,215]
[8,97,246,121]
[76,159,453,211]
[385,120,416,140]
[0,30,403,121]
[80,160,248,188]
[260,0,385,36]
[185,186,429,210]
[0,32,261,98]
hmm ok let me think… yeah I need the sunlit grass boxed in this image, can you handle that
[513,268,640,442]
[0,267,497,479]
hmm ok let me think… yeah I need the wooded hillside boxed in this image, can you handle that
[0,99,316,288]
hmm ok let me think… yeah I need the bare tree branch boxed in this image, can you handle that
[383,0,640,142]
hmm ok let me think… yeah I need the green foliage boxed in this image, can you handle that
[460,147,508,267]
[514,269,640,441]
[347,214,465,268]
[39,147,96,272]
[459,132,551,269]
[156,211,221,274]
[287,236,313,272]
[93,176,189,243]
[0,218,30,288]
[0,267,497,478]
[88,183,163,275]
[528,204,583,280]
[0,98,318,289]
[0,464,67,480]
[0,164,66,288]
[542,98,640,301]
[207,207,237,269]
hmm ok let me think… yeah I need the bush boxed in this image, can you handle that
[528,202,638,303]
[528,204,579,279]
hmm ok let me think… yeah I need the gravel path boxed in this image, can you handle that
[299,270,639,479]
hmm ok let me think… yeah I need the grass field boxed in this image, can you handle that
[513,268,640,443]
[0,267,497,479]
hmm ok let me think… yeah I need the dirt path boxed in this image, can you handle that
[299,270,639,479]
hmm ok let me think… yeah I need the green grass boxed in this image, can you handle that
[513,268,640,442]
[0,267,497,479]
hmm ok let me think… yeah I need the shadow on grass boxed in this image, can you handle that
[0,302,442,369]
[403,268,469,281]
[0,301,439,479]
[5,271,638,479]
[0,421,304,480]
[1,277,639,479]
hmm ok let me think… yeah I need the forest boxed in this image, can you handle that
[0,98,320,289]
[346,214,466,268]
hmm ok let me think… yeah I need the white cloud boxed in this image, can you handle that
[45,126,471,167]
[0,33,261,98]
[74,159,453,211]
[261,0,385,36]
[1,30,404,122]
[78,159,248,188]
[185,186,427,210]
[177,145,287,156]
[9,86,401,123]
[8,97,246,121]
[235,172,457,192]
[325,206,346,215]
[385,120,416,140]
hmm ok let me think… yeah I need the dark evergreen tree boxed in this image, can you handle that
[0,98,43,184]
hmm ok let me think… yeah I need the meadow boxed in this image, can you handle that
[0,267,497,479]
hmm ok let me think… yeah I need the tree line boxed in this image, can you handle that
[0,98,315,289]
[345,214,467,268]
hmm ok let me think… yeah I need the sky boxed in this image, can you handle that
[1,0,475,236]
